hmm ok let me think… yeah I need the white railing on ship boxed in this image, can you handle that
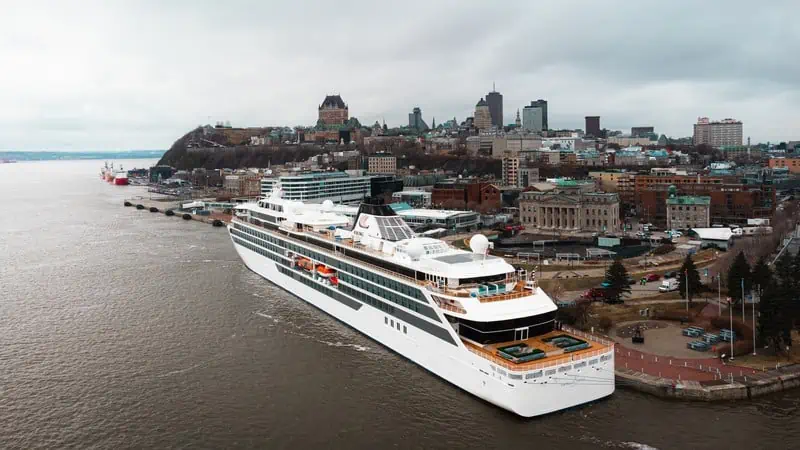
[466,345,613,373]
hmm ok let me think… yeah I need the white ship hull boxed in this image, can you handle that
[231,235,615,417]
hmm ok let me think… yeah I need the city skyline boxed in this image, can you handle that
[2,0,798,150]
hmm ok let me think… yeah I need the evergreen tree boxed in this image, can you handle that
[678,255,702,305]
[727,251,751,305]
[758,273,794,355]
[774,252,794,286]
[751,256,772,293]
[603,258,631,302]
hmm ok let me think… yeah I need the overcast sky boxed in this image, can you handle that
[2,0,798,150]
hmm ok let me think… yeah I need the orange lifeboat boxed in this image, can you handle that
[316,264,336,278]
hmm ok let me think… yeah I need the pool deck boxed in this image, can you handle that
[464,329,612,372]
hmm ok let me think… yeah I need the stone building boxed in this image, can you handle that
[318,95,349,125]
[474,98,492,130]
[666,194,711,230]
[520,187,620,232]
[367,153,397,175]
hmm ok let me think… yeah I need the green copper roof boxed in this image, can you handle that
[666,196,711,205]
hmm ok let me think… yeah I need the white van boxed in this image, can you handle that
[659,279,679,292]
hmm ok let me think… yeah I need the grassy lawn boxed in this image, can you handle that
[728,331,800,369]
[539,276,604,292]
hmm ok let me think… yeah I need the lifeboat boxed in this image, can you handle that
[296,257,314,272]
[316,264,336,278]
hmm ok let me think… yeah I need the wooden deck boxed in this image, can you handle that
[464,330,612,372]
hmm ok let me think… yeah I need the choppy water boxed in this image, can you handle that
[1,160,798,449]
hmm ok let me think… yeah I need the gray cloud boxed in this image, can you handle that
[1,0,798,150]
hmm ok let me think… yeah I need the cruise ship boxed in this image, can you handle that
[228,188,615,417]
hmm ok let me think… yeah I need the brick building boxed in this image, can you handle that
[431,180,501,211]
[223,173,262,197]
[769,157,800,174]
[637,182,774,227]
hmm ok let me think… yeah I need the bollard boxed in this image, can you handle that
[740,371,743,377]
[670,360,672,365]
[655,356,658,363]
[684,362,687,367]
[659,372,661,378]
[641,354,644,360]
[700,364,702,370]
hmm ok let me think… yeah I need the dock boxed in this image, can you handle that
[123,196,232,226]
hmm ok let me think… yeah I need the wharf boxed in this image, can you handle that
[613,340,800,401]
[123,196,232,226]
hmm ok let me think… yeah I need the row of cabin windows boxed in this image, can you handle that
[340,284,395,314]
[232,228,285,256]
[251,211,278,223]
[232,236,288,266]
[277,266,355,308]
[337,262,427,302]
[237,222,427,304]
[340,273,425,315]
[234,223,284,250]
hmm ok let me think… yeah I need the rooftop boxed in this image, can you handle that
[667,196,711,205]
[692,227,733,241]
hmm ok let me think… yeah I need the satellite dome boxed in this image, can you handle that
[406,239,425,260]
[469,234,490,255]
[322,199,334,212]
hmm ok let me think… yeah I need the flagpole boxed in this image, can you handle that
[729,298,734,361]
[685,269,689,316]
[741,277,745,323]
[753,284,758,356]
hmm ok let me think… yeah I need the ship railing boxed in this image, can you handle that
[431,295,468,314]
[561,325,614,347]
[464,342,613,373]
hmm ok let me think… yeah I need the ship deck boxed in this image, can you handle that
[463,328,613,372]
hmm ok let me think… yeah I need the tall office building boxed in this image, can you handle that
[522,99,548,132]
[407,107,429,131]
[474,98,492,130]
[585,116,601,137]
[486,84,503,128]
[631,126,655,137]
[693,117,743,147]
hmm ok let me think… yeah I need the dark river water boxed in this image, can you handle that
[1,160,798,449]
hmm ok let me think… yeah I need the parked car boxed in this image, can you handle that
[582,288,606,301]
[659,278,679,292]
[642,273,661,282]
[663,271,677,279]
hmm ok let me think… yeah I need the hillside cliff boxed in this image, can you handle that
[158,127,502,177]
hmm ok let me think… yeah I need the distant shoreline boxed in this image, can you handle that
[0,150,165,162]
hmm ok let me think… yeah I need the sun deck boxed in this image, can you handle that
[235,215,539,304]
[463,328,613,372]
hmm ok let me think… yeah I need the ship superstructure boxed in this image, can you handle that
[227,187,614,417]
